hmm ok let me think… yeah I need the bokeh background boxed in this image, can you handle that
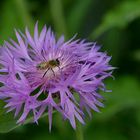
[0,0,140,140]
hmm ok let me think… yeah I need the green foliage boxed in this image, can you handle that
[67,0,92,35]
[95,76,140,121]
[84,76,140,140]
[0,0,33,44]
[90,0,140,39]
[49,0,67,36]
[0,101,17,133]
[0,101,48,133]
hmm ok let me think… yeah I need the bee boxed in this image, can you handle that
[36,58,60,77]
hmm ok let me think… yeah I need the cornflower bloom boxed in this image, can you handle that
[0,23,113,130]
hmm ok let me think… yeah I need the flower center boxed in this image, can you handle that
[36,59,60,78]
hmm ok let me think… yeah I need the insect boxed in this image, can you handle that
[36,58,60,77]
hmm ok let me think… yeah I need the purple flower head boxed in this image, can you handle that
[0,23,114,130]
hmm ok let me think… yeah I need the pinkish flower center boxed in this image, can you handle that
[36,59,60,70]
[36,59,61,78]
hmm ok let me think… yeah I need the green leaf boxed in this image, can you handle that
[49,0,67,37]
[0,101,48,133]
[133,50,140,61]
[0,0,33,44]
[67,0,92,35]
[95,76,140,121]
[0,101,17,133]
[90,0,140,39]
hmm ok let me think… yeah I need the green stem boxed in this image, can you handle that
[49,0,67,37]
[75,122,84,140]
[14,0,34,29]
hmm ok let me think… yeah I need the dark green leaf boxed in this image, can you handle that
[90,0,140,39]
[0,0,33,44]
[0,101,48,133]
[95,76,140,120]
[67,0,92,34]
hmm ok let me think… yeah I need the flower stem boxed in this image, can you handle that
[49,0,67,37]
[75,121,84,140]
[14,0,34,29]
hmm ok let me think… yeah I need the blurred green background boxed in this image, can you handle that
[0,0,140,140]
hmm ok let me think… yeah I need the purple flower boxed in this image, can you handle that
[0,23,113,130]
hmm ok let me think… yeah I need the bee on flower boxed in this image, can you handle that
[0,22,114,131]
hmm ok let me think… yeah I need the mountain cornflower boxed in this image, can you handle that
[0,23,113,130]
